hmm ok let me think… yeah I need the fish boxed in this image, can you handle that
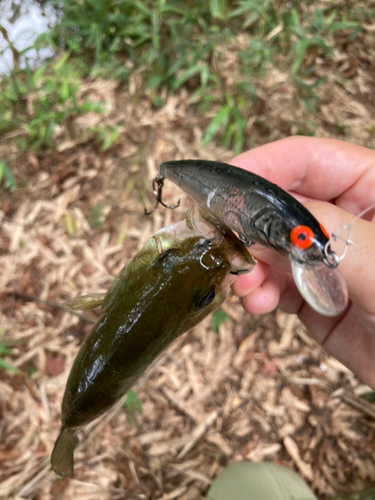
[51,209,254,477]
[148,160,348,316]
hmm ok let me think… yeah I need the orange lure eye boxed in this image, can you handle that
[319,223,330,240]
[290,225,315,250]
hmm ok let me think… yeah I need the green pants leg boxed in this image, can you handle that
[206,462,318,500]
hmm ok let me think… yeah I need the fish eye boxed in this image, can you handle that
[290,225,315,250]
[159,248,176,259]
[198,289,216,308]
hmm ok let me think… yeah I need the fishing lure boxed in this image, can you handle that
[51,210,254,477]
[146,159,348,316]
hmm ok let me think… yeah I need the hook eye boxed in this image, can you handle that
[323,244,339,269]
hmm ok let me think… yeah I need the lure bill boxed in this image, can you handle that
[291,261,348,316]
[147,159,348,316]
[51,211,254,477]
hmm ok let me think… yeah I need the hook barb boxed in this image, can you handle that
[145,174,180,216]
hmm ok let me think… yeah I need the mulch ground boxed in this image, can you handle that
[1,20,375,499]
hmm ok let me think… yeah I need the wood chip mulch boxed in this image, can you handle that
[1,22,375,499]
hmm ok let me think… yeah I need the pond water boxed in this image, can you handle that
[0,0,58,75]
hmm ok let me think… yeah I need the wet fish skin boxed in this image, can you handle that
[51,217,254,477]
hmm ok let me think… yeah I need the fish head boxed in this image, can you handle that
[156,235,233,326]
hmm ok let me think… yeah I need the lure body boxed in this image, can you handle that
[51,214,254,477]
[159,159,332,267]
[155,160,348,317]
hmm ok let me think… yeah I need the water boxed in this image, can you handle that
[0,0,58,75]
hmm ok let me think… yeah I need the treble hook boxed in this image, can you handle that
[144,174,180,215]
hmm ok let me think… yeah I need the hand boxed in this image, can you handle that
[230,136,375,389]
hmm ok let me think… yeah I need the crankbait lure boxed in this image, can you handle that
[51,210,254,477]
[146,159,348,316]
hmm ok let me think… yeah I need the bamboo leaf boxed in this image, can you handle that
[201,106,231,148]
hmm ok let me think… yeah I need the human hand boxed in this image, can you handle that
[230,136,375,389]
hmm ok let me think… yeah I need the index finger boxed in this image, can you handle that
[230,136,375,215]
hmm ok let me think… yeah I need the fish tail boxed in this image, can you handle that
[51,426,77,477]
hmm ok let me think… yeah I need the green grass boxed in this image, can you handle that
[0,329,20,374]
[89,203,107,230]
[124,389,143,425]
[0,0,366,152]
[0,53,103,150]
[0,161,17,192]
[212,308,229,334]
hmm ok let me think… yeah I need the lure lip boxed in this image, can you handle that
[290,256,348,316]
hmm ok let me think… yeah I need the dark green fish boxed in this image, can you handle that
[51,212,254,477]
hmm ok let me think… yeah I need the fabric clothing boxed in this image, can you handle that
[206,462,318,500]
